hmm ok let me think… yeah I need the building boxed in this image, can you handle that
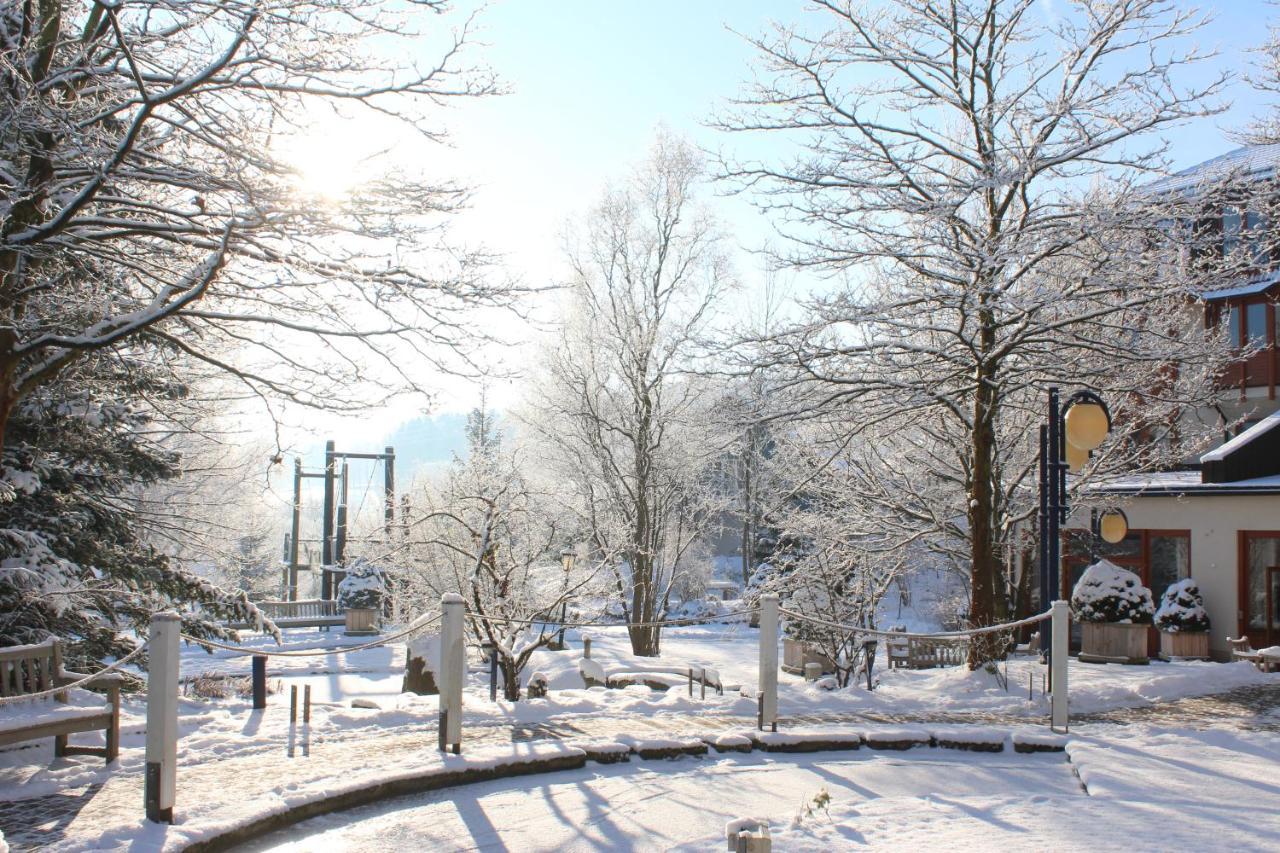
[1072,144,1280,659]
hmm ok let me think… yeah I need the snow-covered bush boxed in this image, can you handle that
[527,671,549,699]
[1154,579,1210,633]
[672,596,727,622]
[337,567,384,610]
[1070,560,1154,624]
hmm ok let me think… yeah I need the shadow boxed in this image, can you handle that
[241,708,265,737]
[1,779,104,850]
[929,794,1027,833]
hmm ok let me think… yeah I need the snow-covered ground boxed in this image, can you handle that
[1,621,1274,803]
[239,727,1280,852]
[0,621,1276,851]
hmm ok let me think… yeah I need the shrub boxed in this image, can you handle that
[337,568,384,610]
[1070,559,1154,624]
[1154,579,1210,633]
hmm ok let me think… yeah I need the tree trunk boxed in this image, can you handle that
[968,329,1003,668]
[500,658,520,701]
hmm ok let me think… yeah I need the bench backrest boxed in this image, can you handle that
[258,599,340,619]
[0,639,62,700]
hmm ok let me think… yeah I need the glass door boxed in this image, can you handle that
[1242,533,1280,648]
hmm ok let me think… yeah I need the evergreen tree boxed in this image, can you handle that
[0,347,267,662]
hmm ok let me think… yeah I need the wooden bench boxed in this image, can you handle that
[577,658,726,694]
[1227,636,1278,672]
[227,599,343,631]
[0,639,122,764]
[887,636,968,669]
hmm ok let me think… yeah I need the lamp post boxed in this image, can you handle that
[557,547,576,651]
[1038,388,1114,656]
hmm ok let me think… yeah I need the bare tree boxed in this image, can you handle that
[527,133,734,656]
[390,408,601,701]
[0,0,509,451]
[719,0,1239,664]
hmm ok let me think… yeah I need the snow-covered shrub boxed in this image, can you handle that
[673,596,726,622]
[527,671,549,699]
[1070,560,1154,624]
[1154,579,1210,633]
[337,567,384,610]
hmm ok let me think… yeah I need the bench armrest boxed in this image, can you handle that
[57,669,126,688]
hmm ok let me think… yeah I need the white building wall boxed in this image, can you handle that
[1117,493,1280,658]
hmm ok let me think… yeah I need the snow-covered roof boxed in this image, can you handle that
[1091,470,1280,497]
[1200,411,1280,463]
[1147,143,1280,196]
[1198,268,1280,301]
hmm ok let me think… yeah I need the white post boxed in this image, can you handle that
[439,593,465,753]
[758,594,778,732]
[145,612,180,823]
[1051,600,1069,732]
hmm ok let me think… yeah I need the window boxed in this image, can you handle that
[1224,207,1242,255]
[1062,529,1190,601]
[1246,302,1268,346]
[1228,304,1241,348]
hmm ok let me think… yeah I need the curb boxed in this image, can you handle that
[182,726,1068,851]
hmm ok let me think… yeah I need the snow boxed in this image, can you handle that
[241,726,1280,852]
[1070,559,1155,624]
[1155,578,1211,632]
[0,622,1275,850]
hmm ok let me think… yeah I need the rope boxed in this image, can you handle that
[777,608,1052,640]
[181,611,441,658]
[0,641,148,706]
[462,608,758,631]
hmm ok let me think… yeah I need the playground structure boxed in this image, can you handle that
[282,440,397,603]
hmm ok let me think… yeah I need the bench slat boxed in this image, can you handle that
[0,712,114,747]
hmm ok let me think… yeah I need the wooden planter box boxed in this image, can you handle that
[1079,622,1149,664]
[344,607,379,636]
[1159,630,1210,661]
[781,638,835,676]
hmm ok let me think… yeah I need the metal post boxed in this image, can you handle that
[583,636,591,659]
[1038,424,1050,656]
[145,612,180,823]
[290,685,297,722]
[488,645,498,703]
[252,656,267,710]
[1051,600,1069,732]
[758,594,779,732]
[321,440,336,599]
[439,593,464,753]
[1046,388,1062,610]
[304,685,312,724]
[290,457,302,602]
[384,446,396,539]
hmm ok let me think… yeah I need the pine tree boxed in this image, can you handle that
[0,347,267,662]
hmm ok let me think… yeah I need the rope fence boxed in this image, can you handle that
[180,611,441,659]
[777,608,1052,640]
[462,608,759,631]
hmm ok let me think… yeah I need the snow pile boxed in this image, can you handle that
[1070,559,1154,624]
[1154,579,1210,633]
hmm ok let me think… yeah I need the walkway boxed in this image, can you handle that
[2,682,1277,851]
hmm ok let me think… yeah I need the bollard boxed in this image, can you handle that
[289,685,297,723]
[701,670,707,701]
[688,668,694,697]
[252,655,267,710]
[145,612,181,823]
[863,639,878,691]
[758,594,778,732]
[439,593,465,754]
[1051,600,1069,732]
[304,684,312,724]
[488,645,498,703]
[583,636,591,659]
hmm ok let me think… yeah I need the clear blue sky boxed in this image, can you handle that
[284,0,1279,499]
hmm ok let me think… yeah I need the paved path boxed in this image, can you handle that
[2,682,1278,851]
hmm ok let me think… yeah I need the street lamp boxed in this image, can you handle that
[1039,388,1114,655]
[557,546,576,650]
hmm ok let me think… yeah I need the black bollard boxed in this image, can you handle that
[863,639,878,691]
[304,684,312,723]
[252,655,267,710]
